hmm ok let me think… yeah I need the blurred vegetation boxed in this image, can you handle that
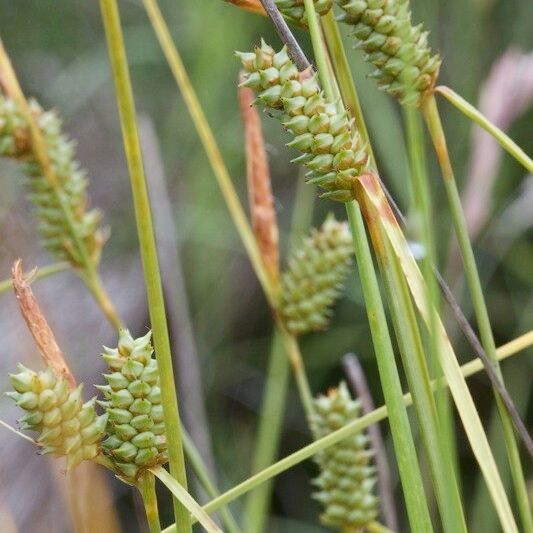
[0,0,531,531]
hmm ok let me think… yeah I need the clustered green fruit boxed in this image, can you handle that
[237,41,370,202]
[335,0,441,107]
[6,365,107,470]
[0,96,104,266]
[310,382,379,530]
[275,0,333,28]
[281,215,352,335]
[97,330,167,482]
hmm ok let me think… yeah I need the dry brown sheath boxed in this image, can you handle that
[12,259,76,388]
[239,76,280,282]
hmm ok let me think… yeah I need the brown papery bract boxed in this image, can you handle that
[239,76,280,284]
[11,259,76,389]
[225,0,266,16]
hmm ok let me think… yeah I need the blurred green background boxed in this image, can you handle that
[0,0,531,531]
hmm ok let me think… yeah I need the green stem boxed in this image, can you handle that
[243,331,290,533]
[181,430,241,533]
[435,86,533,172]
[98,1,190,531]
[422,94,532,533]
[142,0,276,308]
[276,322,314,419]
[320,12,375,165]
[404,107,465,530]
[160,330,532,531]
[345,201,433,533]
[377,232,466,533]
[0,262,69,295]
[303,2,432,530]
[138,471,162,533]
[243,174,314,533]
[302,0,334,100]
[84,268,124,330]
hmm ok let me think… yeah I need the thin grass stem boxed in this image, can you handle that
[181,430,241,533]
[142,0,276,308]
[302,2,432,529]
[160,331,533,532]
[345,201,433,532]
[435,86,533,172]
[243,331,289,533]
[423,94,533,532]
[377,232,466,533]
[98,1,190,530]
[138,472,162,533]
[404,106,465,526]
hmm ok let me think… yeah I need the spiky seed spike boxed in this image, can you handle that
[237,41,371,202]
[0,96,105,266]
[273,0,333,28]
[7,365,106,469]
[98,329,168,482]
[310,382,379,529]
[335,0,441,107]
[280,215,353,335]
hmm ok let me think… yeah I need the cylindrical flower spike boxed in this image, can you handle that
[281,214,353,335]
[310,382,379,530]
[237,41,371,201]
[0,96,104,266]
[6,365,107,470]
[98,329,168,482]
[335,0,441,107]
[275,0,333,28]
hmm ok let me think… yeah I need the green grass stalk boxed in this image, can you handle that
[139,472,162,533]
[303,2,432,529]
[142,0,276,308]
[376,232,467,532]
[435,86,533,172]
[161,328,533,532]
[404,106,464,519]
[345,201,433,532]
[98,1,190,530]
[243,331,290,533]
[243,174,314,533]
[181,430,241,533]
[423,94,532,532]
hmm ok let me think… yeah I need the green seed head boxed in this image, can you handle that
[281,215,353,335]
[237,41,371,201]
[0,96,105,266]
[310,382,379,529]
[274,0,333,28]
[6,364,107,470]
[98,329,168,482]
[335,0,441,107]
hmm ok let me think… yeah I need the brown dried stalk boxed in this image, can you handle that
[239,78,280,283]
[11,259,76,389]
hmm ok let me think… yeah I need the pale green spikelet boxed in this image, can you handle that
[0,96,104,266]
[281,215,353,335]
[6,364,107,470]
[98,329,167,482]
[237,41,371,202]
[335,0,441,107]
[310,382,379,530]
[275,0,333,28]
